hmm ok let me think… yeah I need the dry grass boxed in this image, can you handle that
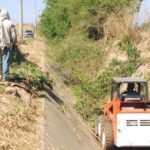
[104,9,140,43]
[0,91,43,150]
[19,37,46,69]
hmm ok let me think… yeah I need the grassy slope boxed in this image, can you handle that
[46,32,141,125]
[42,0,143,125]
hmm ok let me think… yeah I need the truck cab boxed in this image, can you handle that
[111,77,148,102]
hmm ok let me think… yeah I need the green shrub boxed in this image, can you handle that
[98,0,139,13]
[79,70,113,100]
[122,35,140,62]
[39,0,95,39]
[39,0,141,39]
[11,62,53,91]
[39,0,71,39]
[120,61,140,76]
[75,97,103,121]
[99,0,124,12]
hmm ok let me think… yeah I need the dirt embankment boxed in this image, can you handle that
[20,37,101,150]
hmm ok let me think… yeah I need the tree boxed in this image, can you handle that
[39,0,142,39]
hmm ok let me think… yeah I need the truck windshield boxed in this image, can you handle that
[119,82,148,100]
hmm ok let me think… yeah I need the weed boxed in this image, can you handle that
[122,35,140,62]
[75,96,103,121]
[11,62,53,92]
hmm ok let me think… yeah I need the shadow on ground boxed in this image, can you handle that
[11,45,30,65]
[40,85,64,106]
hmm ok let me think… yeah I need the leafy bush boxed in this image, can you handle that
[39,0,141,39]
[40,5,71,38]
[99,0,131,12]
[79,70,113,100]
[11,62,53,91]
[40,0,94,39]
[10,46,53,91]
[122,35,140,62]
[75,97,103,121]
[99,0,142,13]
[120,62,140,76]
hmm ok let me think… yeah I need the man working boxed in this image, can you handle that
[121,83,140,100]
[0,9,17,81]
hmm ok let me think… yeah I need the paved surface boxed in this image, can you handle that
[43,57,101,150]
[44,97,100,150]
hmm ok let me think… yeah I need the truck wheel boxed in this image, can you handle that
[95,116,103,138]
[101,117,114,150]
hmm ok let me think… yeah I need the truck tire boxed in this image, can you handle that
[101,116,114,150]
[95,116,104,138]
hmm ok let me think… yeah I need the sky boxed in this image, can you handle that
[135,0,150,25]
[0,0,45,24]
[0,0,149,25]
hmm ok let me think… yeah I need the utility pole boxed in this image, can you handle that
[19,0,23,40]
[34,0,37,38]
